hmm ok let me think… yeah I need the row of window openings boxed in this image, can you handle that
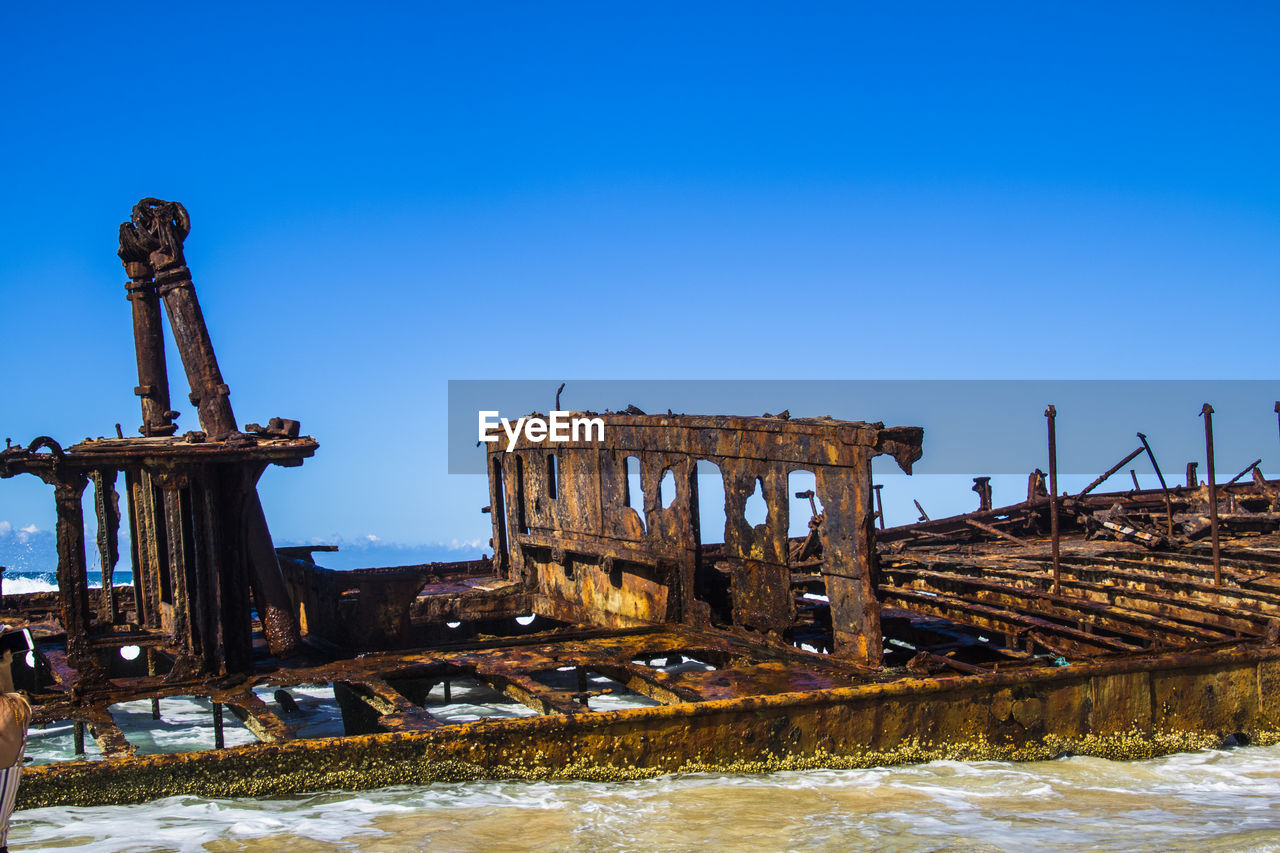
[537,454,822,534]
[542,454,680,511]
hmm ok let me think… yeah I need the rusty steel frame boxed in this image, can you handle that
[4,200,1280,809]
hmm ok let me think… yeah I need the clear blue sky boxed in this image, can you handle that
[1,3,1278,554]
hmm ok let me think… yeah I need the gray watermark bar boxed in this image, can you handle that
[447,380,1280,477]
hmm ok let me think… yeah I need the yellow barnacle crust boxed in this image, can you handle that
[18,728,1274,809]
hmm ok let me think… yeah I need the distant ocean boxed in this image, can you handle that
[0,532,488,594]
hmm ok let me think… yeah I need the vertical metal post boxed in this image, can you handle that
[1045,405,1061,595]
[90,469,121,625]
[53,474,93,667]
[873,484,885,530]
[73,721,85,755]
[147,649,161,720]
[1201,404,1221,586]
[212,701,224,749]
[971,477,993,511]
[442,679,452,703]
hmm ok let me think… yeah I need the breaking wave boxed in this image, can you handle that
[1,571,131,595]
[11,745,1280,851]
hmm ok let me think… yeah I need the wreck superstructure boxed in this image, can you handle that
[4,200,1280,808]
[487,413,922,663]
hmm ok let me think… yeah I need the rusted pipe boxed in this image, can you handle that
[913,500,929,522]
[117,221,178,437]
[964,518,1029,547]
[1077,447,1144,498]
[1045,405,1060,595]
[1202,404,1221,587]
[130,199,236,439]
[971,477,993,511]
[1226,459,1262,486]
[1137,432,1175,538]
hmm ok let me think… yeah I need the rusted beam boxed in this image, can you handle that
[1202,404,1222,586]
[52,473,92,666]
[591,661,705,704]
[223,690,296,743]
[90,469,121,625]
[41,649,78,691]
[913,499,929,522]
[1077,446,1145,498]
[879,584,1141,656]
[885,566,1232,646]
[477,668,584,715]
[1227,459,1263,486]
[917,556,1270,636]
[83,707,136,758]
[964,519,1029,547]
[353,677,444,732]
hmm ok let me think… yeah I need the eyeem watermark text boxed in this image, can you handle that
[479,411,606,452]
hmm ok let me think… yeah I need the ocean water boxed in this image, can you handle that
[1,570,130,596]
[8,574,1280,851]
[11,746,1280,852]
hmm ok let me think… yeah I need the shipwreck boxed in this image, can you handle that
[3,200,1280,808]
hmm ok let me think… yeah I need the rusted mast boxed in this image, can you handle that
[117,222,178,437]
[1201,403,1221,586]
[125,200,235,437]
[1045,405,1061,595]
[120,199,302,657]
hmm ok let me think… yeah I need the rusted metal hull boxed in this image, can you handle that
[19,639,1280,808]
